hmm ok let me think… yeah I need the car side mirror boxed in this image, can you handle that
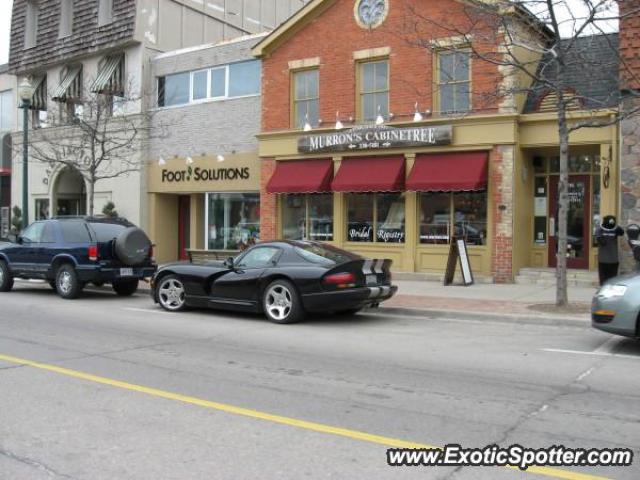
[224,257,235,269]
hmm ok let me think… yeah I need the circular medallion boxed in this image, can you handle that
[354,0,389,29]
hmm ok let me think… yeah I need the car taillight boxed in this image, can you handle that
[324,272,356,288]
[88,245,98,262]
[149,244,155,262]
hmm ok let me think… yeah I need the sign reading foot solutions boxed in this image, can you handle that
[298,124,453,153]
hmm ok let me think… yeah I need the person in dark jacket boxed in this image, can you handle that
[595,215,624,285]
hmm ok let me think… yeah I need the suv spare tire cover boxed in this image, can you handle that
[114,227,151,266]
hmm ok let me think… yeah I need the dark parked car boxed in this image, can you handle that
[0,217,156,299]
[151,240,397,324]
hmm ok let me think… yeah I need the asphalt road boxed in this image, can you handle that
[0,282,638,480]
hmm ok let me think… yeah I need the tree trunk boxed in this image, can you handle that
[87,180,95,217]
[556,105,570,307]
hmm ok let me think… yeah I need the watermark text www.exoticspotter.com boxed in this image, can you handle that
[387,444,633,470]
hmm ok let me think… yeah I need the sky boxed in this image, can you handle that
[0,0,619,66]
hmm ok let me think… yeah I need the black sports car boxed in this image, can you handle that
[150,240,397,323]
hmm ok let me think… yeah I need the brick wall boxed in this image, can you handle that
[261,0,504,132]
[620,0,640,91]
[491,145,514,283]
[260,158,277,241]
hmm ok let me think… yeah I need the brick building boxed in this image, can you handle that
[252,0,620,282]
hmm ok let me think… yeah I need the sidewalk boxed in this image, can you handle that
[376,280,595,327]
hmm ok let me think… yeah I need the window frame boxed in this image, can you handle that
[418,191,487,246]
[291,68,320,129]
[58,0,73,38]
[357,58,389,123]
[24,0,39,49]
[98,0,114,27]
[345,192,405,244]
[434,47,472,115]
[280,193,334,242]
[157,60,260,109]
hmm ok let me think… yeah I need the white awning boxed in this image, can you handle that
[52,65,82,102]
[91,54,124,95]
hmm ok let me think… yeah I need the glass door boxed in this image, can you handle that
[548,175,590,269]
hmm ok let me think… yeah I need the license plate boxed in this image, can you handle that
[366,274,378,286]
[120,268,134,277]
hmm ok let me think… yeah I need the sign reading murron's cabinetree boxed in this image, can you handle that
[444,238,474,286]
[298,124,453,153]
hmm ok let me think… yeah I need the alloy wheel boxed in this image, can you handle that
[158,278,186,311]
[58,271,73,295]
[265,284,292,321]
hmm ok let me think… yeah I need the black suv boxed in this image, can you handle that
[0,217,156,299]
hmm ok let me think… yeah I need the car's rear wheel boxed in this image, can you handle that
[56,264,83,299]
[0,260,14,292]
[263,279,304,324]
[112,279,138,296]
[157,275,186,312]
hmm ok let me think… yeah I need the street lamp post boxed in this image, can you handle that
[18,77,35,229]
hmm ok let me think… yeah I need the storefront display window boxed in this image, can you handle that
[347,193,405,243]
[35,199,50,220]
[454,192,487,245]
[206,193,260,250]
[419,193,450,244]
[282,194,333,241]
[419,192,487,245]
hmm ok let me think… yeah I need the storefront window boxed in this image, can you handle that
[454,192,487,246]
[419,192,487,245]
[206,193,260,250]
[282,194,306,240]
[308,194,333,241]
[419,193,450,244]
[347,193,374,242]
[346,193,405,243]
[282,194,334,241]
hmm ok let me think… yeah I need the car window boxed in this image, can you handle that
[236,247,280,269]
[21,222,44,243]
[41,223,57,243]
[293,242,361,265]
[60,222,92,243]
[89,222,127,242]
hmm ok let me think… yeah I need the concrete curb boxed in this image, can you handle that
[365,305,591,328]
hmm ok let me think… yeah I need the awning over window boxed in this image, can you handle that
[52,65,82,102]
[407,152,489,191]
[266,159,333,193]
[29,75,47,111]
[331,156,405,192]
[91,54,124,95]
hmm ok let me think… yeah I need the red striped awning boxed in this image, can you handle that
[331,156,405,192]
[407,152,489,191]
[266,159,333,193]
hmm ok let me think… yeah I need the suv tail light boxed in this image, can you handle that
[88,245,99,262]
[323,272,356,288]
[149,244,156,263]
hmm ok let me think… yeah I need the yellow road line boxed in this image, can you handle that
[0,353,610,480]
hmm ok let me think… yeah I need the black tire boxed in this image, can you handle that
[262,279,304,324]
[0,260,14,292]
[156,275,187,312]
[112,279,139,296]
[55,264,83,300]
[115,227,152,266]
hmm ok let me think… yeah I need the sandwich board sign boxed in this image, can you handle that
[444,238,474,286]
